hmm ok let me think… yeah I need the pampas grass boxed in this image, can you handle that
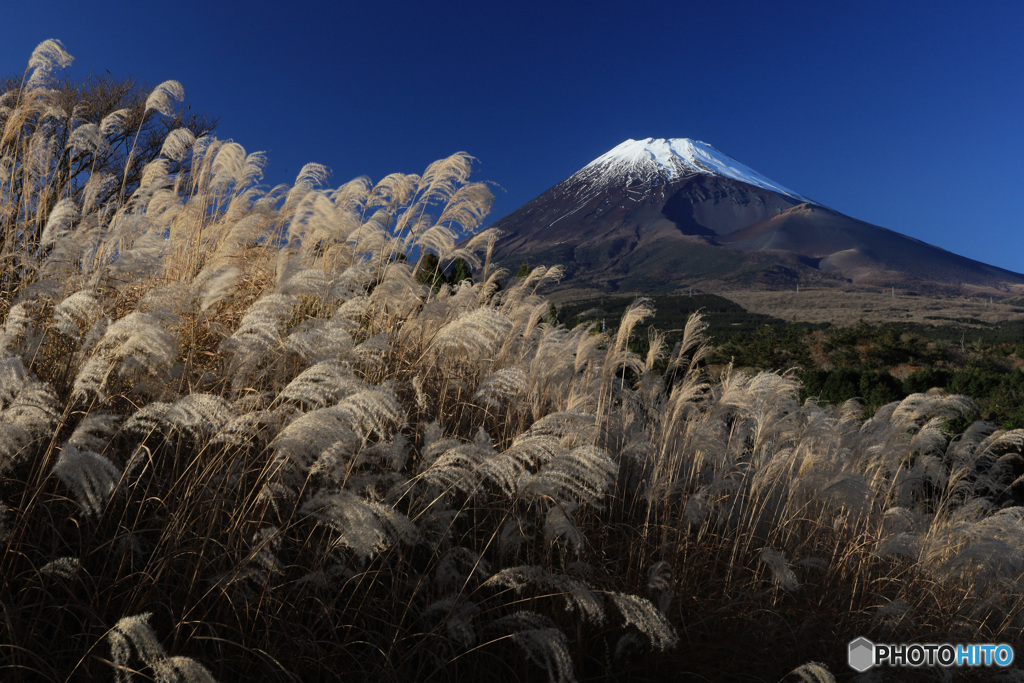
[2,40,1023,682]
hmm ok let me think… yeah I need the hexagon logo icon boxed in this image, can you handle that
[848,637,875,672]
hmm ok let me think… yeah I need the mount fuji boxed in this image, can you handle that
[486,138,1024,295]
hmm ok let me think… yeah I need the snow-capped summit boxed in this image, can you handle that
[583,138,812,203]
[482,136,1024,295]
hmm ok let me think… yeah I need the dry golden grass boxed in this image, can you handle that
[723,286,1024,326]
[2,41,1024,683]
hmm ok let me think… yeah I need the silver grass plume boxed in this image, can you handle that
[108,612,218,683]
[489,611,576,683]
[483,565,606,625]
[430,307,514,360]
[26,39,73,90]
[270,386,403,474]
[543,504,584,552]
[66,122,107,158]
[277,361,364,410]
[418,439,493,496]
[434,546,492,592]
[53,445,121,517]
[607,592,679,650]
[0,357,59,473]
[285,316,357,364]
[220,292,296,384]
[197,266,240,312]
[150,657,218,683]
[72,312,175,399]
[82,172,117,214]
[161,128,195,162]
[109,613,169,682]
[299,488,417,561]
[144,81,185,117]
[0,301,39,358]
[100,108,130,136]
[40,556,82,580]
[419,152,475,207]
[53,290,102,342]
[788,662,836,683]
[124,394,237,441]
[759,548,799,592]
[435,181,494,236]
[211,409,280,450]
[519,444,616,507]
[474,367,528,410]
[39,197,78,249]
[422,595,480,649]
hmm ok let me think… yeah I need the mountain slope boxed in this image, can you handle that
[487,138,1024,295]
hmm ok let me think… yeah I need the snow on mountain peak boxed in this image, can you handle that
[585,137,812,202]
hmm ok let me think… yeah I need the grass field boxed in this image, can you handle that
[2,41,1024,682]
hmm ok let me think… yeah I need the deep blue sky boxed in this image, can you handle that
[3,1,1023,272]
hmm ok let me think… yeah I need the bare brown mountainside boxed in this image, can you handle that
[486,138,1024,297]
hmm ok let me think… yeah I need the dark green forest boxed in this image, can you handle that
[561,294,1024,427]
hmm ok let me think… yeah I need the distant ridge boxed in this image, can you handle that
[486,138,1024,296]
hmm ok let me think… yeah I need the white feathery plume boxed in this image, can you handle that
[210,141,247,188]
[52,446,121,517]
[67,411,120,452]
[0,357,59,472]
[124,394,237,441]
[280,268,332,298]
[109,613,166,680]
[108,612,220,683]
[67,122,107,158]
[367,172,418,209]
[608,592,679,651]
[160,127,196,162]
[0,301,37,358]
[787,662,836,683]
[40,556,82,580]
[415,225,457,259]
[277,361,364,410]
[271,386,403,474]
[26,39,73,90]
[431,307,514,360]
[53,290,102,341]
[436,181,494,236]
[419,152,474,206]
[197,266,240,311]
[519,444,616,506]
[434,546,492,591]
[758,548,799,592]
[100,108,130,136]
[489,611,576,683]
[151,656,218,683]
[144,80,185,117]
[474,367,528,410]
[211,410,280,449]
[543,504,584,552]
[421,595,480,649]
[82,172,117,214]
[299,488,417,561]
[284,316,356,363]
[295,162,330,189]
[72,312,175,399]
[483,565,606,625]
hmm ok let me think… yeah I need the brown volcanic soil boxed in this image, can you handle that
[721,287,1024,326]
[719,204,1024,290]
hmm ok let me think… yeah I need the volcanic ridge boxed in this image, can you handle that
[486,138,1024,297]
